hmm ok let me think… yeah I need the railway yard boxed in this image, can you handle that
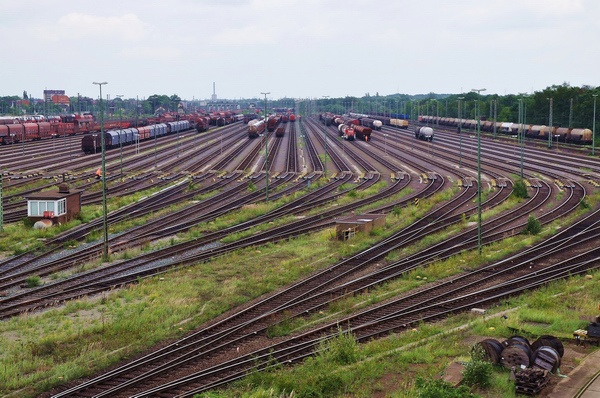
[1,113,600,397]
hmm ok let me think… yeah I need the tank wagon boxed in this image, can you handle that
[248,119,266,138]
[415,126,434,141]
[421,115,593,144]
[349,112,370,119]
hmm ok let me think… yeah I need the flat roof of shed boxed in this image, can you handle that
[24,190,82,200]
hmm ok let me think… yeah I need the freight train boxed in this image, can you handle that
[0,111,223,146]
[419,115,592,144]
[0,114,131,145]
[320,113,372,141]
[81,120,191,154]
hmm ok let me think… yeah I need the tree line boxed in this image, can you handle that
[317,83,599,129]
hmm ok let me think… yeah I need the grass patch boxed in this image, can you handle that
[214,271,599,398]
[24,275,42,288]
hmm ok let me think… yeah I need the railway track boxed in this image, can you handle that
[45,175,596,397]
[0,166,405,318]
[3,115,599,397]
[1,123,249,221]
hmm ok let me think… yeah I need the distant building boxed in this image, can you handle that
[43,89,65,102]
[211,82,217,102]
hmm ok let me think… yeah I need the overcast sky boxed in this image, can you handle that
[2,0,597,101]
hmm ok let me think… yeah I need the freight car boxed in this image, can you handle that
[275,126,285,138]
[0,124,24,144]
[209,112,235,126]
[353,125,372,141]
[0,121,56,143]
[82,129,137,154]
[23,122,54,140]
[267,115,281,132]
[243,114,256,124]
[336,117,360,127]
[415,126,434,141]
[360,118,383,131]
[81,121,190,154]
[390,118,409,128]
[194,116,211,132]
[248,118,266,138]
[319,113,336,126]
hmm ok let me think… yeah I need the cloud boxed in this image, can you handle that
[42,12,147,42]
[120,46,183,60]
[211,25,277,46]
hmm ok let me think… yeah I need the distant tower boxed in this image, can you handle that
[211,82,217,102]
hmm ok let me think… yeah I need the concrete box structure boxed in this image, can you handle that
[335,213,386,240]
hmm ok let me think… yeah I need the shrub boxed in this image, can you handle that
[523,215,542,235]
[25,275,43,287]
[580,198,591,209]
[462,345,493,389]
[318,328,360,365]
